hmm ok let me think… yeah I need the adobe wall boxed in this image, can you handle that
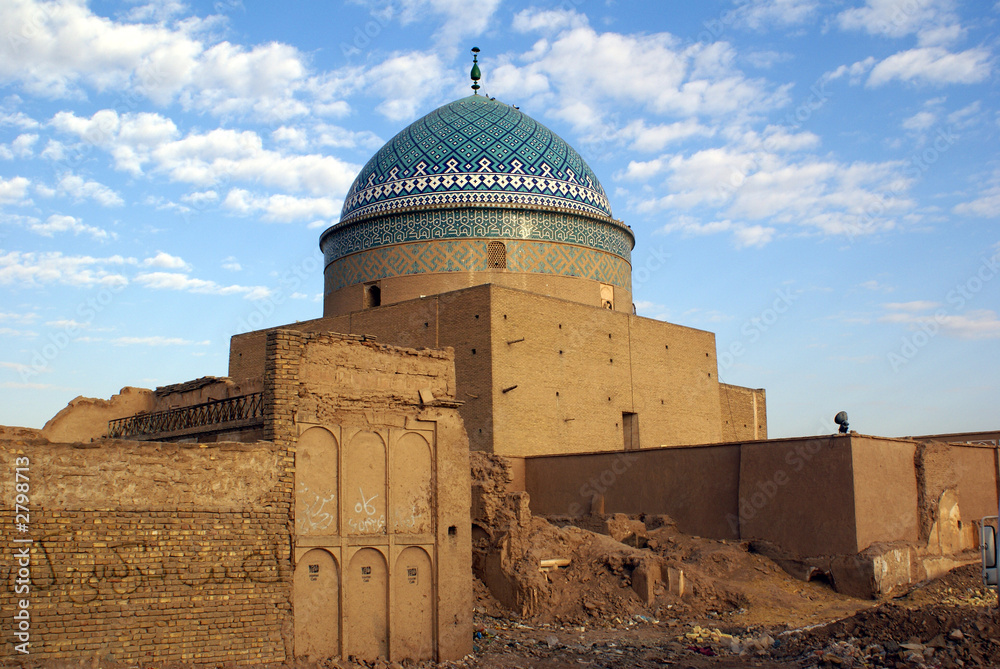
[0,436,292,665]
[268,330,472,662]
[946,443,998,522]
[739,436,858,556]
[850,436,919,552]
[523,444,742,539]
[719,383,767,441]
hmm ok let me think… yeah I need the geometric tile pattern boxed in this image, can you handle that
[325,239,632,292]
[320,207,634,267]
[339,95,613,224]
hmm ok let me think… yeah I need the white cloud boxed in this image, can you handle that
[0,251,129,288]
[363,52,449,121]
[512,8,588,33]
[837,0,961,41]
[395,0,502,47]
[868,47,992,87]
[0,175,31,205]
[134,271,271,299]
[734,224,776,248]
[954,186,1000,217]
[732,0,821,30]
[487,26,789,135]
[142,251,189,270]
[50,110,360,196]
[0,111,40,129]
[180,190,218,207]
[11,133,37,157]
[617,119,714,153]
[902,110,936,131]
[28,214,111,240]
[42,173,125,207]
[635,147,913,239]
[221,256,242,272]
[618,158,668,182]
[0,0,324,120]
[222,188,341,222]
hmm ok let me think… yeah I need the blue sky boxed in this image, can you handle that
[0,0,997,438]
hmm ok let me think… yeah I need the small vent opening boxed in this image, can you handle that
[487,241,507,269]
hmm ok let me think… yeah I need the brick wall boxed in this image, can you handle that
[719,383,767,441]
[323,266,633,317]
[0,437,293,665]
[228,286,765,457]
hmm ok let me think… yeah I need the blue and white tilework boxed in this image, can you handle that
[338,95,614,224]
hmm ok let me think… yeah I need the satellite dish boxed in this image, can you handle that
[834,411,850,434]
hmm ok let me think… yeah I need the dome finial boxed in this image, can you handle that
[470,46,481,94]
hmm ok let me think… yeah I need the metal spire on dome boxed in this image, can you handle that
[470,47,481,94]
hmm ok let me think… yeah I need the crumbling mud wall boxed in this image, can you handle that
[40,387,154,443]
[0,435,293,666]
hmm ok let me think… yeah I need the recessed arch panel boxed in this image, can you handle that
[392,546,434,661]
[296,427,339,536]
[347,548,388,661]
[391,431,433,534]
[293,548,340,660]
[345,430,387,535]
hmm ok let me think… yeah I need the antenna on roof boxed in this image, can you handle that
[470,47,481,94]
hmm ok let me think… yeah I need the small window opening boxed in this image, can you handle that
[487,241,507,269]
[364,283,381,308]
[623,412,639,451]
[448,526,457,536]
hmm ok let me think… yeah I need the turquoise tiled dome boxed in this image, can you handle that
[339,95,613,224]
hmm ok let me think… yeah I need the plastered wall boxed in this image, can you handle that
[523,444,742,539]
[0,437,293,666]
[851,436,919,553]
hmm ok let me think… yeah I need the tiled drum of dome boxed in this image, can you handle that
[321,209,632,268]
[338,96,614,225]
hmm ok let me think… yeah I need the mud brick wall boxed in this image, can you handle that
[0,437,293,666]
